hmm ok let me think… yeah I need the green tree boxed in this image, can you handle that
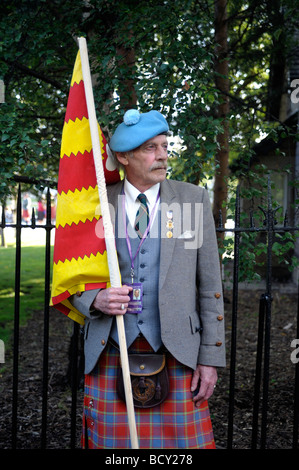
[1,0,298,210]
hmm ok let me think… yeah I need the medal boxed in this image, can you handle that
[166,210,173,238]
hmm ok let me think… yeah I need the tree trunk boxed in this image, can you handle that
[116,30,137,111]
[213,0,229,230]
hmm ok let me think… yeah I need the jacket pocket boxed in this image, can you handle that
[84,321,90,340]
[189,311,202,335]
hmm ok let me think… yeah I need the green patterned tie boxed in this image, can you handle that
[134,193,149,238]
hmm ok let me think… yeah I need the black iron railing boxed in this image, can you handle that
[1,176,298,449]
[216,179,299,449]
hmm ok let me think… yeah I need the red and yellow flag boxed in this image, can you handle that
[50,51,120,324]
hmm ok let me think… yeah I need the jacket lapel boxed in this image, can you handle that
[107,180,124,228]
[159,179,177,290]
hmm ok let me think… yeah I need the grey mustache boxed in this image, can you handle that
[150,164,167,171]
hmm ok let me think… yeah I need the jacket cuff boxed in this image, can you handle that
[197,343,226,368]
[69,289,102,319]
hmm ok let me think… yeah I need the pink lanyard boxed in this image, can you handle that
[121,189,160,283]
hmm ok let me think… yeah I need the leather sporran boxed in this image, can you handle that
[117,354,169,408]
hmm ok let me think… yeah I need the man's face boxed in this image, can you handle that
[117,134,168,192]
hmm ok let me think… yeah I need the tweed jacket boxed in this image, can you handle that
[72,178,226,374]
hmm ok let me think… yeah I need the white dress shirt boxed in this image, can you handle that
[123,179,160,230]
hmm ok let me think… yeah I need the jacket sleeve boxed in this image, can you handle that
[69,289,102,319]
[197,188,226,367]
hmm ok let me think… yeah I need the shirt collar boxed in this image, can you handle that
[123,179,160,227]
[124,179,160,210]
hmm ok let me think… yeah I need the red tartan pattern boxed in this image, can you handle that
[81,337,215,449]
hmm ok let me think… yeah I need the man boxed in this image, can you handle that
[71,109,225,449]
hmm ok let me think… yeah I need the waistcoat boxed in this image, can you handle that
[109,205,162,351]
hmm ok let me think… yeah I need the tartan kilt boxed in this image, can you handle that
[81,337,215,449]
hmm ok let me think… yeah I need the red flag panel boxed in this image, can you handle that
[57,150,97,194]
[53,217,106,264]
[64,80,88,123]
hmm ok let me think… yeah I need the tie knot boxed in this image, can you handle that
[135,193,149,238]
[137,193,147,205]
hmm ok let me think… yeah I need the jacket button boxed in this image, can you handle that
[215,292,221,299]
[101,339,106,345]
[217,315,224,321]
[216,341,222,347]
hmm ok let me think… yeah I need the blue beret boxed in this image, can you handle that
[109,109,169,152]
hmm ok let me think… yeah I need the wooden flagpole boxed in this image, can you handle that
[78,37,139,449]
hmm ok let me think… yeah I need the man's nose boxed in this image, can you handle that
[156,145,168,159]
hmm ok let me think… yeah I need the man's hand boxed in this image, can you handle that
[191,364,218,407]
[91,286,133,316]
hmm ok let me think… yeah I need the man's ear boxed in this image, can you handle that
[116,152,129,166]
